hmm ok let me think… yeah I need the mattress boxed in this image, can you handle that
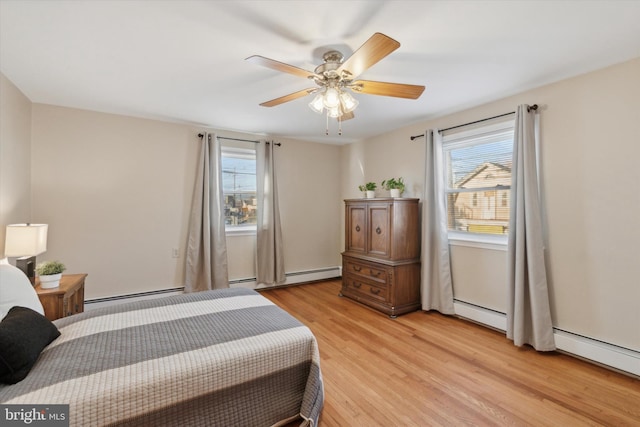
[0,288,324,426]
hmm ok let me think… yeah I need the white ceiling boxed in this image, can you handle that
[1,1,639,145]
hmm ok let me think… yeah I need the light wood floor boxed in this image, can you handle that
[260,279,640,427]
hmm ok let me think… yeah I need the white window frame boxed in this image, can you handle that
[221,146,257,236]
[442,119,515,251]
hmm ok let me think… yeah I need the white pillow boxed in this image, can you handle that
[0,263,45,321]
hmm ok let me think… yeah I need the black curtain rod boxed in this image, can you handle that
[197,134,281,146]
[409,104,538,141]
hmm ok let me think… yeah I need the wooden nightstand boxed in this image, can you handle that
[35,274,87,321]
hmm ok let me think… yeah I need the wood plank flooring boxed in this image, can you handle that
[260,280,640,427]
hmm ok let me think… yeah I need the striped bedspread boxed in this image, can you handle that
[0,288,324,426]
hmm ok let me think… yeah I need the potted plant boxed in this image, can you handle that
[381,177,406,198]
[36,261,66,289]
[358,182,377,198]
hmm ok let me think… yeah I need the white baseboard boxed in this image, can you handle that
[85,267,342,309]
[230,267,341,289]
[454,300,507,331]
[454,300,640,377]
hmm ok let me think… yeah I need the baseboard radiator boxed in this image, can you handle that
[454,299,640,377]
[229,267,340,289]
[84,267,341,310]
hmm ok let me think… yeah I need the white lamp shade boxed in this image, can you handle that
[4,224,48,257]
[308,93,324,114]
[323,87,340,109]
[340,91,359,113]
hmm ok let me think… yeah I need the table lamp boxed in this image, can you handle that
[4,223,48,283]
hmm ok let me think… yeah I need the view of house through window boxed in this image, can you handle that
[442,120,514,236]
[221,146,257,229]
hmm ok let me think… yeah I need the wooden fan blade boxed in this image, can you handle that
[246,55,318,79]
[340,111,355,121]
[350,80,425,99]
[337,33,400,79]
[259,88,317,107]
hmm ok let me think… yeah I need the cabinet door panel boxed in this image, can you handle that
[368,205,391,257]
[347,205,366,253]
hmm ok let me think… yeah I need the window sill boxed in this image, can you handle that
[225,226,257,237]
[448,231,507,251]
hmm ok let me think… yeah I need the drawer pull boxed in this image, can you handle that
[353,265,362,272]
[371,271,380,277]
[370,288,381,295]
[355,225,361,232]
[353,282,362,288]
[375,226,382,234]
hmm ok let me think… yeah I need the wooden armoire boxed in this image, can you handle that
[341,198,421,317]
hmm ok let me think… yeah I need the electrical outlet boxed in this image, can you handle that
[172,248,179,258]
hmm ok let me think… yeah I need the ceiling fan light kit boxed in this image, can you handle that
[309,87,358,114]
[246,33,425,136]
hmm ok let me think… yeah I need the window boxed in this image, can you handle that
[442,120,514,241]
[221,146,257,233]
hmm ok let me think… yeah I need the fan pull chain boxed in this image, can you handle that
[338,115,342,136]
[326,113,329,136]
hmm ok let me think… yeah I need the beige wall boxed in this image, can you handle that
[30,105,342,299]
[0,74,32,254]
[343,57,640,352]
[31,105,197,299]
[274,136,343,273]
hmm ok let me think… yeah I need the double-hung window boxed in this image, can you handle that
[442,119,515,246]
[221,146,257,234]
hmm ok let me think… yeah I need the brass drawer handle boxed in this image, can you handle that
[353,265,362,272]
[371,270,381,277]
[355,225,361,232]
[370,288,381,295]
[376,226,382,234]
[353,282,362,288]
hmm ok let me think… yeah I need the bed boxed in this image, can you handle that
[0,274,324,427]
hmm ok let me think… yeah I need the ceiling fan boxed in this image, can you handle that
[246,33,425,134]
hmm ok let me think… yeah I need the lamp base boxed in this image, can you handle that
[16,256,36,285]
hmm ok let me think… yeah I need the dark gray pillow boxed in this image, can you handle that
[0,306,60,384]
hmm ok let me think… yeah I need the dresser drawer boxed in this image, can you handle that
[343,275,388,303]
[344,258,388,284]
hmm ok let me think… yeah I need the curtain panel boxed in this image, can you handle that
[421,129,455,314]
[506,105,555,351]
[256,141,285,286]
[185,132,229,292]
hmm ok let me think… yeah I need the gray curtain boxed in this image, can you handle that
[256,141,285,285]
[506,105,555,351]
[185,132,229,292]
[421,129,455,314]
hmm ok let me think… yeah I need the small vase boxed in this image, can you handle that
[390,189,401,198]
[366,190,375,198]
[39,273,62,289]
